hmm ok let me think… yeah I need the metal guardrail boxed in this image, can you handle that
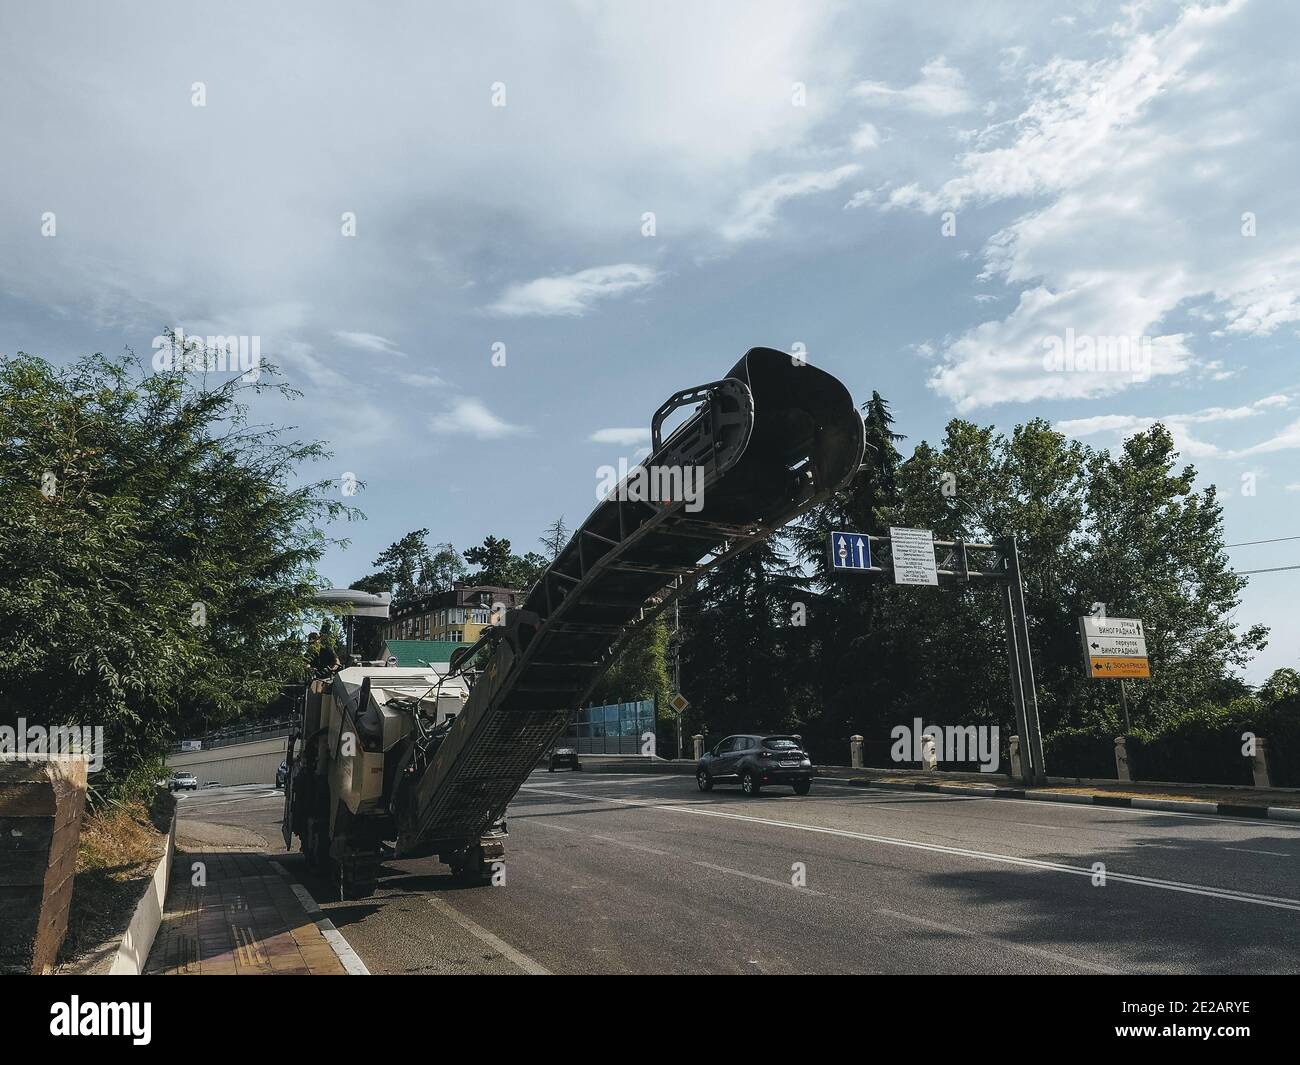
[169,720,292,753]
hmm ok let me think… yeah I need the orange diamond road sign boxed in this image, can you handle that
[668,692,690,714]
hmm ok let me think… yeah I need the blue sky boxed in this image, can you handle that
[2,0,1296,681]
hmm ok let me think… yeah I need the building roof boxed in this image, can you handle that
[388,582,524,619]
[380,639,470,666]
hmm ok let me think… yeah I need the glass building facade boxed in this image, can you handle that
[565,700,657,754]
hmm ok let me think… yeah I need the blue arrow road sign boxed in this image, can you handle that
[828,530,871,572]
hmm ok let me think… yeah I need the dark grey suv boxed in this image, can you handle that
[696,735,812,796]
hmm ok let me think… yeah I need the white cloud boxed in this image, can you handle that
[852,57,975,116]
[429,398,524,439]
[393,370,446,390]
[720,165,862,242]
[849,0,1300,412]
[589,427,650,446]
[488,264,659,317]
[849,122,881,152]
[1057,393,1300,459]
[335,331,405,356]
[1236,418,1300,457]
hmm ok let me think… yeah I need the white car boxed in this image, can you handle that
[169,772,198,791]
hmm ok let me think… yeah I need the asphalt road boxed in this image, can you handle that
[176,772,1300,975]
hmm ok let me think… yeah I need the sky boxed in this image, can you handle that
[1,0,1297,682]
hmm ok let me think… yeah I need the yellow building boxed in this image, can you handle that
[380,583,525,645]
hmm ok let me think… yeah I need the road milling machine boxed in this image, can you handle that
[283,347,864,897]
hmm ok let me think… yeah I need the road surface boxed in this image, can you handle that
[175,772,1300,975]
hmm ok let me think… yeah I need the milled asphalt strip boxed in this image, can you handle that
[268,861,370,975]
[519,784,1300,913]
[524,814,1114,973]
[811,778,1300,829]
[872,908,1125,975]
[424,895,551,975]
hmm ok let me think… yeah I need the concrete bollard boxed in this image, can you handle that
[1250,736,1272,788]
[1009,735,1022,781]
[920,734,938,771]
[850,735,863,769]
[1114,736,1132,782]
[692,734,703,761]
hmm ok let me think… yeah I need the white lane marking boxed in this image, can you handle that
[1224,847,1291,857]
[590,833,671,857]
[873,908,1125,975]
[425,895,551,975]
[519,784,1300,913]
[692,860,825,897]
[267,861,370,975]
[796,778,1300,830]
[525,800,1111,973]
[529,815,812,889]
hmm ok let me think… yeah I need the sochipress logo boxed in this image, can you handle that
[0,719,104,772]
[50,997,151,1045]
[596,458,704,513]
[151,328,261,380]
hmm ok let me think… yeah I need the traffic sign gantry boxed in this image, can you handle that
[828,530,871,572]
[1079,616,1150,679]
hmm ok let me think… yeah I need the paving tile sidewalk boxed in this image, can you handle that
[145,848,345,975]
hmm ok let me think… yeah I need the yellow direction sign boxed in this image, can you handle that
[1079,616,1150,680]
[1086,655,1151,679]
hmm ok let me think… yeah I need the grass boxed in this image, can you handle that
[59,789,175,964]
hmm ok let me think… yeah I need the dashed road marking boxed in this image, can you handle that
[519,784,1300,913]
[424,894,551,975]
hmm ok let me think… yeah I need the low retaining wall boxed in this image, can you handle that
[107,813,175,975]
[167,735,287,786]
[0,757,88,975]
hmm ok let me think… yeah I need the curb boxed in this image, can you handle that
[267,861,370,975]
[839,776,1300,823]
[106,814,175,975]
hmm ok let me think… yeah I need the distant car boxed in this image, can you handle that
[548,746,581,772]
[275,760,288,788]
[169,772,198,791]
[696,735,812,796]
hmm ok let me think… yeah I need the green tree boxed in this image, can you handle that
[680,537,814,743]
[357,529,466,606]
[1261,668,1300,703]
[0,347,354,796]
[586,616,671,710]
[539,515,570,560]
[1077,425,1266,732]
[789,393,905,752]
[463,534,547,590]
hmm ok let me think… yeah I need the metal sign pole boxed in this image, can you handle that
[1004,536,1047,785]
[1002,582,1033,786]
